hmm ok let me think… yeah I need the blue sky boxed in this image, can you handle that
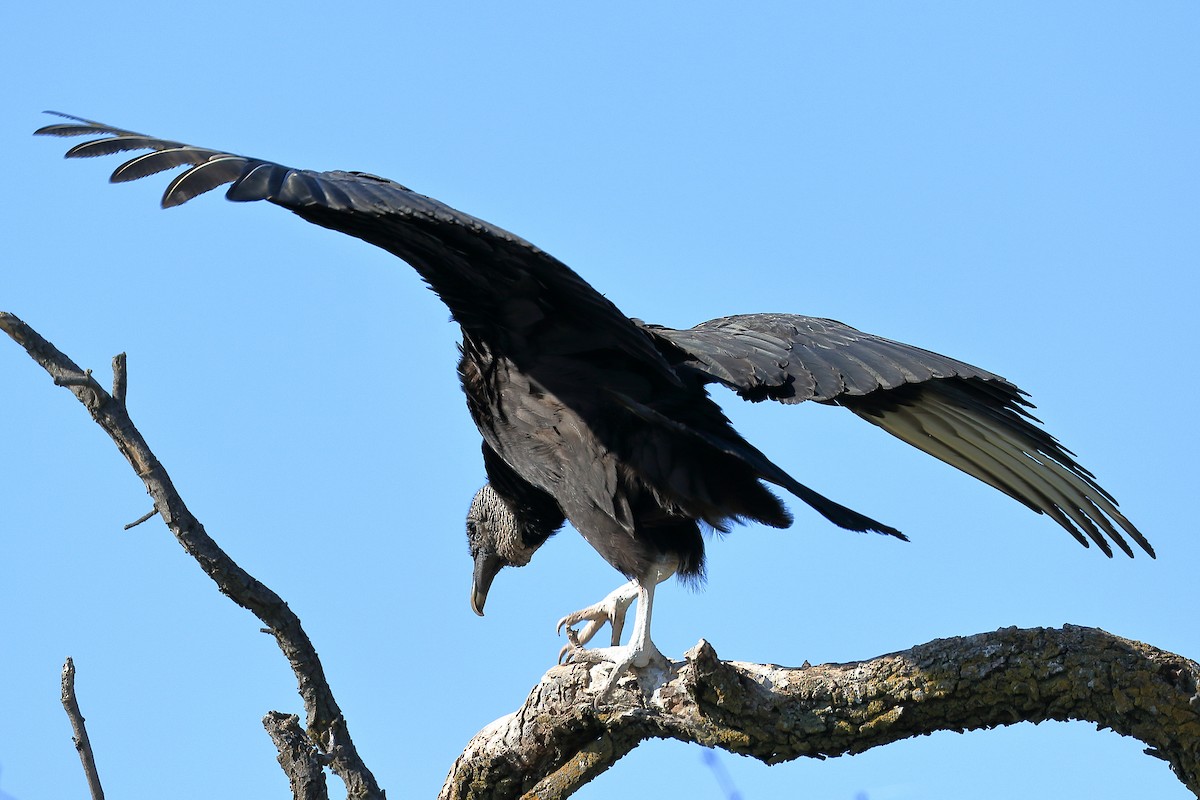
[2,3,1197,799]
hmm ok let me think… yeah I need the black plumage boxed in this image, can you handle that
[36,113,1151,689]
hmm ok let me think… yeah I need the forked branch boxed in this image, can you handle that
[1,311,381,800]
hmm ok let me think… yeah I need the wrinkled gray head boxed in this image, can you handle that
[466,483,544,616]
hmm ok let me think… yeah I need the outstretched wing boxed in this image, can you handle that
[37,113,903,540]
[642,313,1007,403]
[645,313,1151,559]
[35,112,675,380]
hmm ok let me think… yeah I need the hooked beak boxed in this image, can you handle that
[471,550,503,616]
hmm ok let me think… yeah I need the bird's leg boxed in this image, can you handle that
[556,580,638,663]
[560,558,676,698]
[589,576,666,698]
[622,576,665,669]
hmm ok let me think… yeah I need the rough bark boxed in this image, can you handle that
[265,712,332,800]
[441,627,1200,799]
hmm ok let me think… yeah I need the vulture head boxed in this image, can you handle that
[466,483,564,616]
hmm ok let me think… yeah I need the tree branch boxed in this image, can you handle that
[1,311,384,800]
[61,658,105,800]
[441,625,1200,799]
[265,712,331,800]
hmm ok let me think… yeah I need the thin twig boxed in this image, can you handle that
[61,658,105,800]
[2,312,384,800]
[123,507,159,530]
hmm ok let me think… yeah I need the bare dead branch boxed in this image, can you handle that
[123,507,159,530]
[2,312,384,800]
[265,712,331,800]
[111,352,127,405]
[441,625,1200,800]
[60,657,105,800]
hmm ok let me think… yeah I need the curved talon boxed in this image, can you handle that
[557,626,585,664]
[607,615,625,647]
[557,615,613,650]
[554,582,638,656]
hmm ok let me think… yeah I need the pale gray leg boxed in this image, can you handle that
[558,557,677,697]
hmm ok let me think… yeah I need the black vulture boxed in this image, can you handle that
[36,113,1151,694]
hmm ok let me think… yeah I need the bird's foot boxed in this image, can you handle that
[555,581,638,664]
[562,639,668,700]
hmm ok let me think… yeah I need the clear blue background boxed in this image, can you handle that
[2,3,1196,799]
